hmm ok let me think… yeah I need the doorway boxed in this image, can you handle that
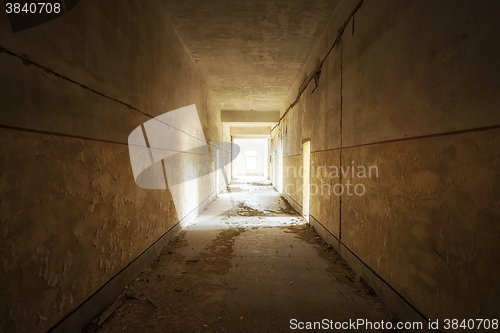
[215,149,220,196]
[302,140,310,221]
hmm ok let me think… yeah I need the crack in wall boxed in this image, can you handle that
[272,0,365,132]
[0,46,227,152]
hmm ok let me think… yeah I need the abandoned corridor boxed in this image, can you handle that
[1,1,499,333]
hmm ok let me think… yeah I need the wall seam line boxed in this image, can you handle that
[307,123,500,154]
[0,124,217,157]
[339,37,343,243]
[0,46,218,149]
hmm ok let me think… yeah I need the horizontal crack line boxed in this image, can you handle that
[0,46,226,151]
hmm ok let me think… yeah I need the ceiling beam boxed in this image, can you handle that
[231,127,271,136]
[221,111,279,123]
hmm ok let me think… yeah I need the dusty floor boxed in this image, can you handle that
[93,181,399,332]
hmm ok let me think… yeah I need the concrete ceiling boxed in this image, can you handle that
[161,0,338,112]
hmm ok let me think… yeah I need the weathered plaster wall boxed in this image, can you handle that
[341,130,500,320]
[0,1,222,332]
[272,0,500,324]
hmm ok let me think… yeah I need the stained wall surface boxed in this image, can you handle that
[0,1,226,332]
[272,0,500,323]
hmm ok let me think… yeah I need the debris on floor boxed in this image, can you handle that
[96,182,398,333]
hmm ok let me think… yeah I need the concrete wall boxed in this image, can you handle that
[272,0,500,325]
[0,1,225,332]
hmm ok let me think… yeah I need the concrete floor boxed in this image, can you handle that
[95,182,397,333]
